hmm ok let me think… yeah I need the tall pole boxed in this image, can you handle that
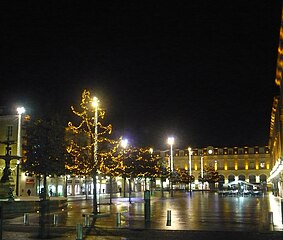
[167,137,174,197]
[92,97,99,214]
[121,139,128,198]
[201,156,204,190]
[170,143,173,197]
[16,107,25,197]
[188,147,192,192]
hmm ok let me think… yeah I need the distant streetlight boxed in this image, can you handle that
[167,137,174,197]
[16,106,25,197]
[188,147,193,192]
[188,147,192,176]
[214,160,218,171]
[121,138,128,198]
[200,155,204,190]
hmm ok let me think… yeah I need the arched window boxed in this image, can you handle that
[249,175,256,184]
[260,174,267,183]
[238,175,245,181]
[228,175,235,182]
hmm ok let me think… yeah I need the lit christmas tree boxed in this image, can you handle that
[66,90,120,214]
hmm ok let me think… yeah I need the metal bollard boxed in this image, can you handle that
[268,212,274,231]
[166,210,171,226]
[116,212,121,226]
[84,214,90,227]
[76,223,83,240]
[23,213,29,225]
[53,214,58,226]
[268,212,274,224]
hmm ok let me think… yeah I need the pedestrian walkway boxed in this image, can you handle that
[2,191,283,239]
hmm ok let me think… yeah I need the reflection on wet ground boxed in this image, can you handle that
[4,191,283,232]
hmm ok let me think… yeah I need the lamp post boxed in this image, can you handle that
[16,106,25,197]
[121,138,128,198]
[167,137,174,197]
[214,160,217,171]
[200,155,204,190]
[188,147,192,192]
[91,96,99,214]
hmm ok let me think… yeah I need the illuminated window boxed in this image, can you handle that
[238,159,244,170]
[260,161,265,169]
[228,161,234,170]
[233,148,238,154]
[249,161,255,169]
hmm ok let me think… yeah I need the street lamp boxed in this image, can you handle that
[200,155,204,190]
[188,147,192,176]
[167,137,174,197]
[17,107,25,157]
[121,138,128,149]
[16,106,25,197]
[214,160,218,171]
[188,147,193,192]
[121,138,128,198]
[91,97,99,165]
[91,96,99,214]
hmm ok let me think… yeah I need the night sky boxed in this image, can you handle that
[1,1,283,149]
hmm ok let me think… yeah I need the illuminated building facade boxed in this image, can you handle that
[157,146,271,190]
[267,6,283,197]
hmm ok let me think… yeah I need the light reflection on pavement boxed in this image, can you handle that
[4,191,283,232]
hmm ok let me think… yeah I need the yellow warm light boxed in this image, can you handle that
[245,164,248,170]
[92,96,99,108]
[235,164,238,170]
[224,165,227,170]
[194,164,198,170]
[267,163,270,170]
[256,164,259,170]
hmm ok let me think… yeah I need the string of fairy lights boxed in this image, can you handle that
[65,89,216,184]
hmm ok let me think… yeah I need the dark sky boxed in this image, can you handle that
[1,1,283,149]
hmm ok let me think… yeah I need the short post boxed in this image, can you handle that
[166,210,171,226]
[23,213,29,225]
[268,211,274,231]
[76,223,83,240]
[268,212,274,224]
[53,214,58,226]
[144,190,150,222]
[84,214,90,227]
[116,212,121,226]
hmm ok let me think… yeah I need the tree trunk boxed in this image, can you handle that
[85,176,88,200]
[123,176,126,197]
[128,178,131,203]
[39,174,49,239]
[144,177,147,190]
[109,176,113,205]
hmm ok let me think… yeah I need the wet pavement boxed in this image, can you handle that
[2,191,283,239]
